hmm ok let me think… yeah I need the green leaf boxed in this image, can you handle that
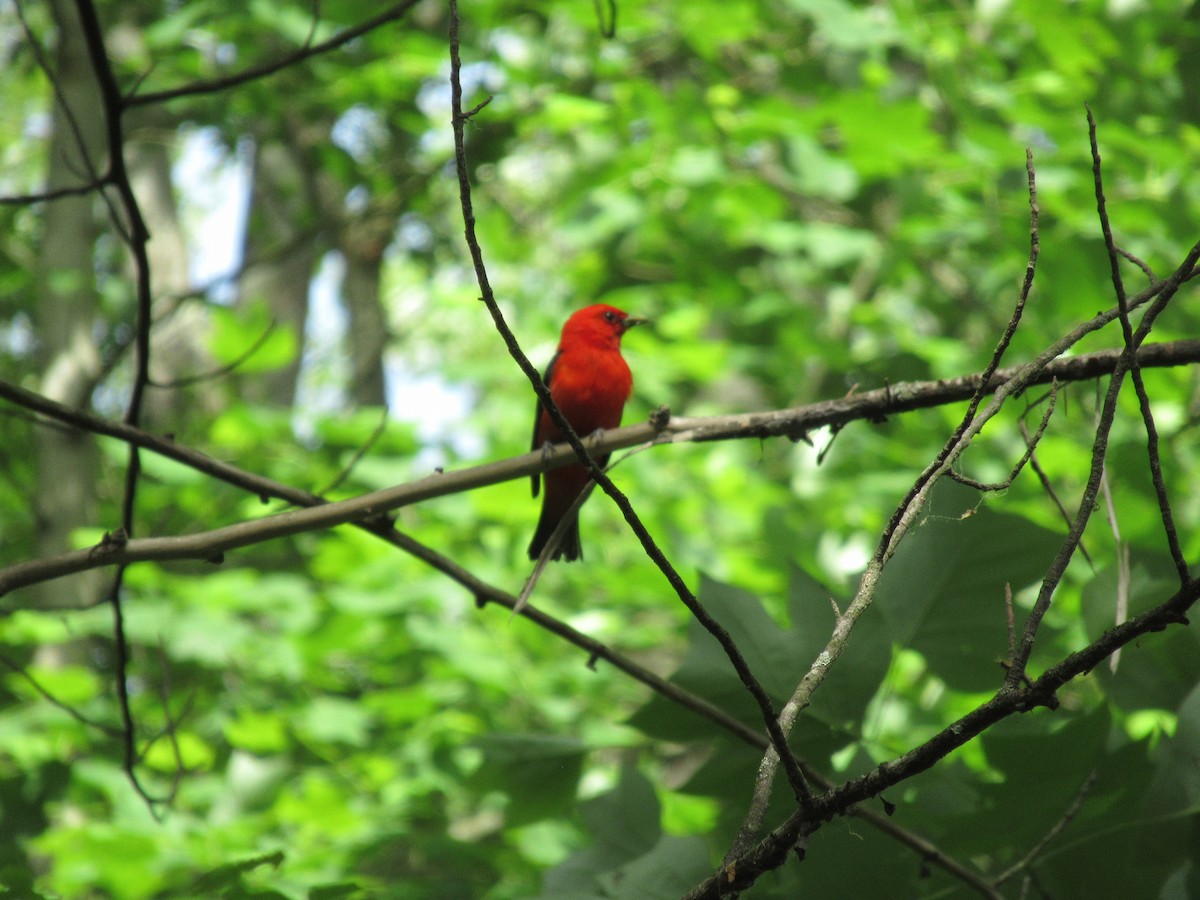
[1145,682,1200,816]
[1081,555,1199,714]
[603,835,711,900]
[539,94,612,130]
[629,569,888,764]
[468,734,586,826]
[191,851,286,894]
[142,731,216,773]
[876,481,1063,691]
[297,697,373,748]
[976,708,1112,849]
[9,665,101,706]
[208,302,298,374]
[539,767,702,899]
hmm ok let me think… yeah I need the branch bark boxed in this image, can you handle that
[125,2,423,108]
[4,337,1200,598]
[684,574,1200,899]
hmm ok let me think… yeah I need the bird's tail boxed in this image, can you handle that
[527,508,582,561]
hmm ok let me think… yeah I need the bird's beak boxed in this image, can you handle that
[623,315,649,331]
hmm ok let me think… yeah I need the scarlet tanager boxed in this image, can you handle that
[528,304,646,561]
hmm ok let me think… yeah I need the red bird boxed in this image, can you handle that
[528,304,646,561]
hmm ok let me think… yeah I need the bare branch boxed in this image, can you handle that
[6,336,1200,506]
[948,381,1058,492]
[72,0,161,810]
[0,653,122,737]
[446,0,816,811]
[993,768,1101,886]
[125,2,423,108]
[1087,107,1187,584]
[726,149,1045,864]
[685,574,1200,899]
[4,336,1200,597]
[1019,415,1094,569]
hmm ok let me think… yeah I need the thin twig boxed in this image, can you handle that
[517,480,596,613]
[0,653,122,737]
[948,381,1058,492]
[73,0,161,810]
[1019,417,1094,569]
[685,573,1200,898]
[7,335,1200,597]
[1087,106,1187,584]
[147,320,278,389]
[993,768,1101,886]
[0,178,112,206]
[148,638,185,804]
[1004,583,1016,662]
[1006,236,1200,687]
[314,408,391,496]
[126,2,423,108]
[1116,246,1156,283]
[446,0,816,811]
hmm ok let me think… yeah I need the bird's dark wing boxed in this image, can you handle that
[531,352,560,498]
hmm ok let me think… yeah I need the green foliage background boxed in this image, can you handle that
[2,0,1200,897]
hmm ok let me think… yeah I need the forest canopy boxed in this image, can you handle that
[2,0,1200,898]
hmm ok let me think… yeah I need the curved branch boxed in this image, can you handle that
[74,0,158,809]
[0,178,112,206]
[1087,107,1188,584]
[4,339,1200,504]
[729,153,1041,864]
[685,574,1200,899]
[1006,238,1200,685]
[125,1,423,108]
[6,344,1196,900]
[447,0,814,810]
[3,337,1200,596]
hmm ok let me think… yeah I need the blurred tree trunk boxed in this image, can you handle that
[237,136,319,408]
[126,111,221,434]
[29,0,107,612]
[340,212,391,407]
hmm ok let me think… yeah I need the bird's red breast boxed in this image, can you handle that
[527,304,646,561]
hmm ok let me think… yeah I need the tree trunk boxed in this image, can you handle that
[237,138,318,408]
[126,112,220,434]
[29,0,108,612]
[340,214,391,407]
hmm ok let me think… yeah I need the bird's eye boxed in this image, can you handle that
[603,311,617,322]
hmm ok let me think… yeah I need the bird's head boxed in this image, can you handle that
[562,304,648,350]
